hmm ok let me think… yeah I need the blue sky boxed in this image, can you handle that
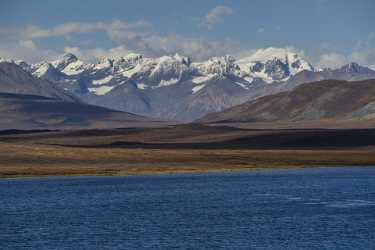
[0,0,374,68]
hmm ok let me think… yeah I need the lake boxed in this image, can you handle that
[1,167,375,249]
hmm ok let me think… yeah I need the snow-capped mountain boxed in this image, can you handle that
[237,48,314,83]
[51,53,88,75]
[193,55,241,77]
[13,48,375,121]
[0,61,77,102]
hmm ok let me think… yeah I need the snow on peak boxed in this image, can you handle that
[52,53,78,70]
[123,53,143,61]
[32,62,64,81]
[0,58,14,64]
[173,53,191,65]
[0,59,32,72]
[62,52,78,61]
[94,58,114,70]
[193,55,240,77]
[15,60,32,72]
[33,62,53,77]
[237,47,313,83]
[130,54,192,87]
[50,53,87,76]
[115,53,144,67]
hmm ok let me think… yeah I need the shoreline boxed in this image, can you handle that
[2,164,375,179]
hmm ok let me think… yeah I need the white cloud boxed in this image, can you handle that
[317,48,375,69]
[318,53,348,69]
[0,44,57,62]
[203,5,234,29]
[316,33,375,69]
[0,34,57,62]
[63,46,81,56]
[257,27,265,33]
[19,20,150,39]
[3,19,375,70]
[63,46,134,62]
[108,31,238,60]
[350,50,375,67]
[235,47,306,61]
[0,19,240,62]
[19,40,37,50]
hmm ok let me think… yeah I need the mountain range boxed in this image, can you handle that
[0,62,162,130]
[2,47,375,122]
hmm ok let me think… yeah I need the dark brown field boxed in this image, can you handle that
[1,124,375,178]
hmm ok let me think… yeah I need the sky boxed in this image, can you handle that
[0,0,374,69]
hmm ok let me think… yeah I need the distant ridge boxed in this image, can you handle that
[198,79,375,124]
[0,92,157,130]
[0,61,77,102]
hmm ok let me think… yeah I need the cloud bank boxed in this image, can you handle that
[0,19,375,70]
[0,19,239,62]
[203,5,234,29]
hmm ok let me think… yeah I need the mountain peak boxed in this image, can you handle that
[31,62,66,82]
[238,47,300,63]
[123,53,143,61]
[237,48,313,83]
[338,62,374,74]
[113,53,144,68]
[52,53,79,71]
[193,55,239,77]
[173,53,191,65]
[0,57,13,64]
[62,53,78,62]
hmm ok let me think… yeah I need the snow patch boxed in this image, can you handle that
[62,60,85,75]
[33,63,51,77]
[244,76,254,83]
[92,75,113,85]
[121,65,141,78]
[192,84,206,93]
[94,59,113,70]
[235,82,249,90]
[88,86,115,95]
[136,83,147,90]
[158,78,179,87]
[192,74,214,84]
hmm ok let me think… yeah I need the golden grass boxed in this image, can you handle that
[1,142,375,178]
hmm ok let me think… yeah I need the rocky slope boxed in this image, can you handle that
[0,62,77,102]
[198,79,375,123]
[0,92,155,130]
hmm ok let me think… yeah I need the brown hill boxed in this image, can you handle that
[0,92,160,130]
[0,62,77,102]
[198,79,375,124]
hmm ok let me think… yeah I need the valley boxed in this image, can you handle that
[1,49,375,178]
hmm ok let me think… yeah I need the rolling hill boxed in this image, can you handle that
[198,79,375,125]
[0,92,157,130]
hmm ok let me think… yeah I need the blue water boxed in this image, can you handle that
[1,167,375,249]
